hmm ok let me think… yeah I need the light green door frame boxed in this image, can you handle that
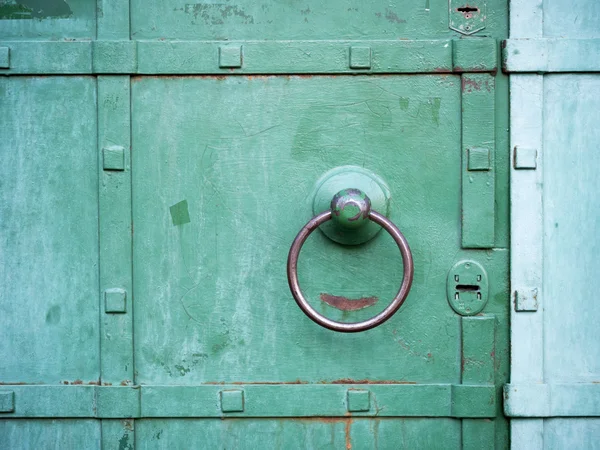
[505,0,600,448]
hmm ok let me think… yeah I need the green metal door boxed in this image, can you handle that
[0,1,510,448]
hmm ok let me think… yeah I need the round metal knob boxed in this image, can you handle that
[287,189,414,333]
[330,188,371,230]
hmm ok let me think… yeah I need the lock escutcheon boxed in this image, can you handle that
[446,260,489,316]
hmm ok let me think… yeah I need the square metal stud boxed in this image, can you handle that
[220,390,244,412]
[0,391,15,413]
[103,146,125,171]
[467,147,490,171]
[0,47,9,69]
[514,147,537,170]
[219,46,242,68]
[347,389,370,412]
[104,288,127,314]
[514,288,538,312]
[349,46,372,69]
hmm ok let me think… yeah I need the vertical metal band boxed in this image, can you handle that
[97,0,134,447]
[461,73,496,248]
[461,316,496,449]
[508,1,544,448]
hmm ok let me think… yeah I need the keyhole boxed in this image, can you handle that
[457,5,479,19]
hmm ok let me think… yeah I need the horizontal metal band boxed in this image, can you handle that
[0,39,496,75]
[504,384,600,417]
[0,384,496,418]
[503,39,600,73]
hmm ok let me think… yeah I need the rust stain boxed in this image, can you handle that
[328,379,416,385]
[204,380,308,385]
[345,418,352,449]
[320,294,378,311]
[462,77,482,92]
[72,380,83,385]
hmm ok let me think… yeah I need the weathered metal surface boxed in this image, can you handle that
[505,384,600,418]
[0,39,503,75]
[0,77,100,384]
[503,38,600,73]
[0,0,511,447]
[461,73,496,248]
[0,383,497,418]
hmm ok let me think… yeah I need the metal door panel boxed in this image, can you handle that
[0,77,100,384]
[132,75,466,384]
[134,418,462,450]
[0,419,100,449]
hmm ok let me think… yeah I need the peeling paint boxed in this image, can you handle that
[0,0,72,19]
[385,8,406,24]
[183,3,254,25]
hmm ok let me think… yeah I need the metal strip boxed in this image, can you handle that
[0,41,91,74]
[503,39,600,73]
[98,76,134,386]
[96,2,135,448]
[0,384,495,418]
[508,1,544,446]
[505,384,600,417]
[461,73,496,248]
[452,38,497,73]
[461,316,496,449]
[0,39,498,75]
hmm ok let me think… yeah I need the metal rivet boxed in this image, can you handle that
[0,391,15,413]
[219,45,242,69]
[0,47,9,69]
[349,46,372,70]
[220,390,244,412]
[514,147,537,170]
[467,147,491,171]
[103,146,125,171]
[347,389,370,412]
[514,288,539,312]
[104,288,127,314]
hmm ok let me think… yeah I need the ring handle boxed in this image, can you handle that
[287,189,414,333]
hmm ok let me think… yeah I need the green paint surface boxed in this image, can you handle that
[0,0,511,447]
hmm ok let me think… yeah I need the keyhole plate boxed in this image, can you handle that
[446,260,488,316]
[449,0,487,36]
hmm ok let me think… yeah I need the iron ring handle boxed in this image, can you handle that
[287,202,414,333]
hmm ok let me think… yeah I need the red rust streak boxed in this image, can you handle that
[320,294,378,311]
[328,379,416,385]
[462,77,482,92]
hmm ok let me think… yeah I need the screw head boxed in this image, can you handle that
[330,188,371,229]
